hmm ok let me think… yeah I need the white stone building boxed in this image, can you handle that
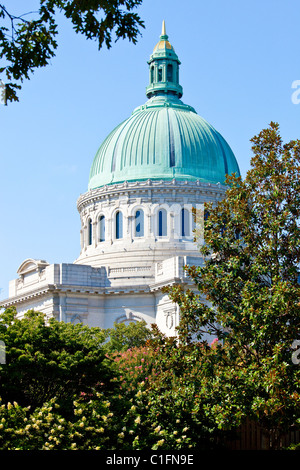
[1,22,240,336]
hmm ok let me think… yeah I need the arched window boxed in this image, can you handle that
[158,67,163,82]
[150,66,154,84]
[167,64,173,82]
[135,209,144,237]
[181,208,190,237]
[115,211,123,239]
[158,209,167,237]
[88,219,93,245]
[99,215,105,242]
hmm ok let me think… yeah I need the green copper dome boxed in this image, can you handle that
[88,22,240,190]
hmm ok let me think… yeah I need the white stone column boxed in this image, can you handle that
[107,216,112,244]
[169,212,175,240]
[92,220,97,248]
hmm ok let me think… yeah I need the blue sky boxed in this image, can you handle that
[0,0,299,300]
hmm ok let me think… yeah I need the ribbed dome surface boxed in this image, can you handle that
[88,22,240,190]
[88,95,240,190]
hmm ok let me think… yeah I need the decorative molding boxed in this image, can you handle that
[17,258,49,275]
[116,311,143,324]
[109,266,151,275]
[164,310,175,329]
[77,178,226,212]
[70,314,83,324]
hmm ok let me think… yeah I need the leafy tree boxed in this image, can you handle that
[166,122,300,448]
[0,307,114,414]
[104,320,153,353]
[0,1,144,103]
[106,326,227,450]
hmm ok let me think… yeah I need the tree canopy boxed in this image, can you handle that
[166,122,300,446]
[0,1,144,103]
[0,307,113,414]
[104,320,153,353]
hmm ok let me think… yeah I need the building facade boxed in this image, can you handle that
[1,22,240,336]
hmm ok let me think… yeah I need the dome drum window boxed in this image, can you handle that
[88,219,93,246]
[115,211,123,240]
[181,208,190,237]
[135,209,144,237]
[158,209,167,237]
[99,214,105,242]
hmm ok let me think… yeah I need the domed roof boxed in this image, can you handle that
[88,22,240,191]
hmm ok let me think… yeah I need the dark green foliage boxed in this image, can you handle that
[0,1,144,102]
[0,307,113,414]
[104,320,153,353]
[166,123,300,447]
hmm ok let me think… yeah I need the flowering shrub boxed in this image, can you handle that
[0,399,70,450]
[0,395,119,450]
[0,400,29,449]
[0,313,235,450]
[106,333,224,450]
[111,345,157,394]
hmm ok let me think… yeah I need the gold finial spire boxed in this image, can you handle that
[162,20,166,36]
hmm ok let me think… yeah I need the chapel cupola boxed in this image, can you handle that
[146,20,183,99]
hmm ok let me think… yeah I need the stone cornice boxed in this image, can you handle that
[0,275,198,308]
[0,285,55,307]
[77,178,227,212]
[1,283,153,307]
